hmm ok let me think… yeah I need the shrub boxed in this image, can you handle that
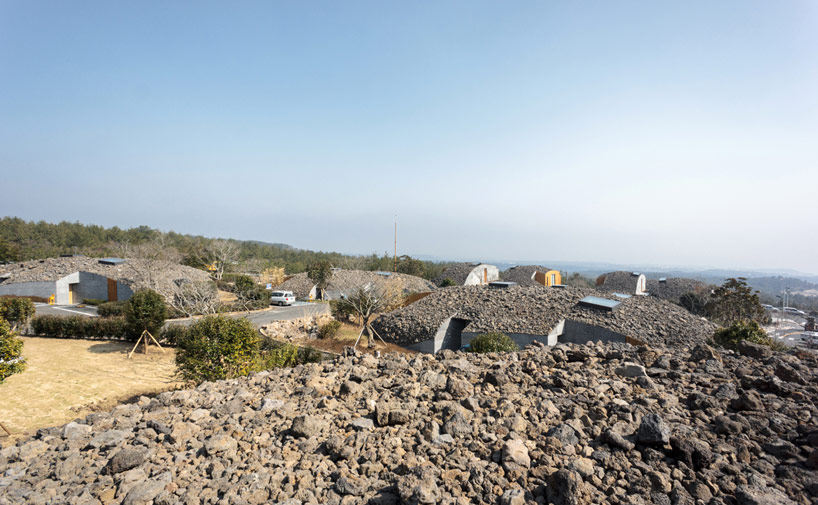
[256,339,299,369]
[175,316,260,384]
[0,318,25,382]
[317,320,341,339]
[97,301,127,318]
[330,300,354,322]
[468,332,519,353]
[440,278,455,287]
[160,324,189,346]
[0,297,35,328]
[81,298,106,306]
[125,289,167,339]
[712,320,775,351]
[29,315,127,339]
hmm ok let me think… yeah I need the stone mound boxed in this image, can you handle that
[373,285,716,347]
[2,342,816,504]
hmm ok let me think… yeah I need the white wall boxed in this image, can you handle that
[463,264,500,285]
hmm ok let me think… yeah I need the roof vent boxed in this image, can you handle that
[489,281,516,288]
[659,277,667,283]
[578,296,621,311]
[98,258,126,265]
[550,284,566,289]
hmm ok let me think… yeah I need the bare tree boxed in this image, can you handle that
[117,238,182,290]
[163,280,219,317]
[189,239,238,281]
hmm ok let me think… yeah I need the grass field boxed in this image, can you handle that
[0,337,180,439]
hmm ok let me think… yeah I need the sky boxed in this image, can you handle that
[1,2,817,273]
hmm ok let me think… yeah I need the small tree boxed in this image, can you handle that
[712,320,773,350]
[124,289,167,340]
[0,297,36,331]
[468,332,519,353]
[233,275,268,310]
[705,278,766,325]
[175,315,260,384]
[0,318,25,382]
[307,260,333,300]
[335,279,404,348]
[440,278,455,288]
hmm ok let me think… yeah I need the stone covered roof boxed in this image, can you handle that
[275,270,436,299]
[500,265,553,287]
[646,277,713,304]
[372,285,716,347]
[0,256,211,294]
[596,271,643,293]
[434,263,490,286]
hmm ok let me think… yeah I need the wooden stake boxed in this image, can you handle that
[353,326,365,350]
[127,330,164,359]
[0,422,11,437]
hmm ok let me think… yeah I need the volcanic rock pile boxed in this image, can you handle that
[2,339,817,505]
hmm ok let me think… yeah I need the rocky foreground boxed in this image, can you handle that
[1,341,817,505]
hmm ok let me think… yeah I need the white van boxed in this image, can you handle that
[270,291,295,306]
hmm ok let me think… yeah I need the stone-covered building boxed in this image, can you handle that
[0,256,211,305]
[646,277,713,305]
[501,265,562,287]
[596,271,648,296]
[372,285,716,354]
[435,263,500,287]
[274,269,435,301]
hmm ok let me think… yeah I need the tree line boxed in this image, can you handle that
[0,216,448,280]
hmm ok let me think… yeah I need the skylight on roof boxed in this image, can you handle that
[578,296,621,311]
[374,271,392,277]
[489,281,516,288]
[98,258,126,265]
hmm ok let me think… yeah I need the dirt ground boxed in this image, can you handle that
[0,337,180,439]
[288,322,416,356]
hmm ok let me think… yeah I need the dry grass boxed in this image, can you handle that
[0,337,180,439]
[287,322,414,356]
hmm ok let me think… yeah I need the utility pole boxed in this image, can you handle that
[393,216,397,273]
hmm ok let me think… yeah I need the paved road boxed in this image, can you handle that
[166,302,330,328]
[34,303,98,317]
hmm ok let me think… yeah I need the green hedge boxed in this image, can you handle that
[30,315,129,340]
[317,320,341,339]
[97,301,127,317]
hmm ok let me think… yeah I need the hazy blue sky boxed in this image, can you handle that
[1,2,816,272]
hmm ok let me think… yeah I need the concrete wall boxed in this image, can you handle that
[0,272,136,305]
[406,317,470,354]
[556,319,628,345]
[463,331,554,348]
[464,264,500,286]
[55,272,79,304]
[0,281,58,300]
[403,316,627,354]
[74,272,133,302]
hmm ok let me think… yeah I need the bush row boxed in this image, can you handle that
[97,301,127,317]
[30,315,130,340]
[29,315,181,344]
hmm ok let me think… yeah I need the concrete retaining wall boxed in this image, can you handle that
[556,319,628,345]
[0,281,57,300]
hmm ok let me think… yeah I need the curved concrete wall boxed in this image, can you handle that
[464,264,500,286]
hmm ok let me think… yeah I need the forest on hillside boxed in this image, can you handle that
[0,217,448,280]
